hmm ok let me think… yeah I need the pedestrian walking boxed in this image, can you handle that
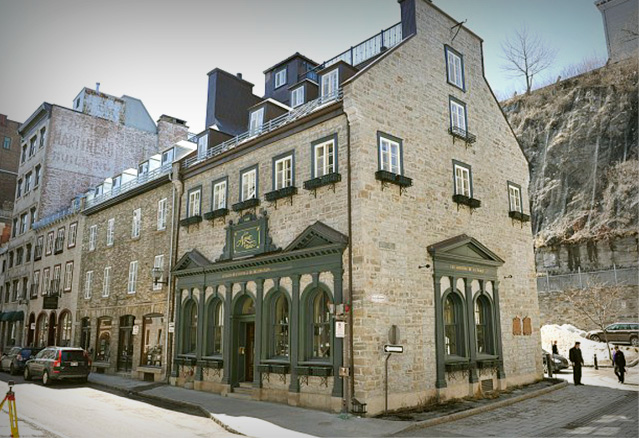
[612,346,626,383]
[552,341,559,355]
[568,341,584,385]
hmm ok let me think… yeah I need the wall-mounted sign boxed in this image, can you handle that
[30,323,36,330]
[43,296,58,310]
[234,226,261,255]
[219,212,279,261]
[132,325,139,335]
[383,345,404,353]
[168,322,175,333]
[449,264,486,274]
[335,321,346,338]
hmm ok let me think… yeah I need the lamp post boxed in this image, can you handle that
[151,267,168,286]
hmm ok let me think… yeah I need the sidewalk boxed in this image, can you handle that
[88,373,572,438]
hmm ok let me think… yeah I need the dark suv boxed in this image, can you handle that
[0,347,43,375]
[586,323,639,346]
[24,347,91,385]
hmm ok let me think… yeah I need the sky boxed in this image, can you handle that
[0,0,607,135]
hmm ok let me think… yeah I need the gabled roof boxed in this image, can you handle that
[285,221,348,252]
[427,234,504,266]
[173,249,212,272]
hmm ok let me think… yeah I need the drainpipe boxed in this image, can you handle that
[345,111,354,413]
[165,164,182,382]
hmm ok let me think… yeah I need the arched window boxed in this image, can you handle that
[205,299,223,356]
[271,292,289,358]
[96,317,112,362]
[36,313,48,347]
[182,299,198,355]
[444,293,465,357]
[475,295,493,354]
[308,289,331,359]
[58,311,72,347]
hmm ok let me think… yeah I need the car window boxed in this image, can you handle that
[61,351,85,361]
[35,349,48,359]
[606,324,618,331]
[20,349,34,359]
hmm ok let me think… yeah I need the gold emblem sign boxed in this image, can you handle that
[234,226,260,253]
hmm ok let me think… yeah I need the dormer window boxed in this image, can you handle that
[249,108,264,136]
[291,86,304,108]
[321,69,339,98]
[138,162,149,176]
[274,67,287,89]
[112,175,121,190]
[161,148,174,166]
[95,184,103,197]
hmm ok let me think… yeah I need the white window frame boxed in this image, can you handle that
[127,261,138,294]
[188,189,201,217]
[132,208,141,238]
[508,183,523,213]
[84,271,93,299]
[274,155,293,190]
[68,222,77,248]
[153,255,164,291]
[42,268,50,296]
[52,265,61,295]
[291,86,304,108]
[106,218,115,246]
[450,98,467,133]
[249,108,264,136]
[274,67,287,88]
[454,163,471,197]
[321,69,339,98]
[314,139,335,178]
[379,134,401,175]
[24,172,32,193]
[88,225,97,251]
[212,180,227,210]
[157,198,167,230]
[32,271,40,298]
[446,46,464,90]
[241,168,257,201]
[64,261,73,291]
[102,266,111,297]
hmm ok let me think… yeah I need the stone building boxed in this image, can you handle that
[75,139,192,381]
[0,114,21,244]
[0,87,172,351]
[170,0,540,415]
[596,0,638,62]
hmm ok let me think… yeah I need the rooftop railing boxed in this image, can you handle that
[84,163,173,209]
[33,201,82,230]
[183,89,343,170]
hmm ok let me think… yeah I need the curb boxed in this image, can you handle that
[391,380,569,436]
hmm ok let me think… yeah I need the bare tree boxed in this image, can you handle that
[501,27,558,94]
[565,284,625,360]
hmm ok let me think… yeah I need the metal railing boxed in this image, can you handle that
[33,202,82,230]
[84,163,173,209]
[537,265,639,293]
[183,90,343,169]
[298,22,402,82]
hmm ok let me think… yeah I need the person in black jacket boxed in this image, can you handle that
[569,341,585,385]
[552,341,559,355]
[613,346,627,383]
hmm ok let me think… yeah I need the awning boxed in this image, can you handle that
[11,311,24,321]
[1,311,15,321]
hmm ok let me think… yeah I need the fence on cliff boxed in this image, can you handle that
[537,265,639,293]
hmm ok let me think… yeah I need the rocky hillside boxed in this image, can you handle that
[501,59,638,249]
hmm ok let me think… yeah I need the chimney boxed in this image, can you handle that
[237,73,243,80]
[96,82,101,93]
[398,0,416,38]
[205,69,261,136]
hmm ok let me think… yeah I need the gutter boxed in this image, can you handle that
[345,111,354,413]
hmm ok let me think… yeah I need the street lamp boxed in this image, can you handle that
[151,267,168,286]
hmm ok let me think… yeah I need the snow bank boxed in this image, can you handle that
[541,324,638,366]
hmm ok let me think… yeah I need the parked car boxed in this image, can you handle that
[23,347,91,386]
[0,346,43,375]
[542,349,569,373]
[586,322,639,346]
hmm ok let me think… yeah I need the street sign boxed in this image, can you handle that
[383,345,404,353]
[168,322,175,333]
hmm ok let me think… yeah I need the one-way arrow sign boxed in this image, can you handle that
[383,345,404,353]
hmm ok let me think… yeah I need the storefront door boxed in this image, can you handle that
[117,315,134,372]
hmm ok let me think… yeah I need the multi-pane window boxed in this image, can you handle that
[89,225,97,251]
[291,86,304,108]
[310,290,331,359]
[29,136,37,156]
[212,180,227,210]
[157,198,167,230]
[16,179,22,198]
[313,139,335,178]
[453,162,471,197]
[274,67,287,88]
[68,222,77,248]
[39,127,46,148]
[24,172,32,193]
[249,108,264,136]
[34,165,41,188]
[475,296,492,354]
[106,218,115,246]
[42,268,50,296]
[188,188,201,217]
[21,144,27,163]
[241,168,257,201]
[2,136,10,149]
[508,183,523,213]
[132,208,141,238]
[30,208,37,227]
[84,271,93,299]
[272,293,289,357]
[46,231,54,255]
[20,213,28,234]
[52,265,61,295]
[64,261,73,291]
[379,134,401,175]
[182,299,198,354]
[102,266,111,297]
[138,161,149,176]
[206,300,224,356]
[321,69,338,98]
[274,155,293,190]
[35,236,44,259]
[161,149,174,166]
[445,46,465,90]
[31,271,40,298]
[153,255,164,291]
[55,227,65,252]
[127,261,138,294]
[449,98,467,133]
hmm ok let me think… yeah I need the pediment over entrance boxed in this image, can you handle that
[284,221,348,252]
[173,249,212,272]
[427,234,504,266]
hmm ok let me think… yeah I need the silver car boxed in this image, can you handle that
[586,323,639,346]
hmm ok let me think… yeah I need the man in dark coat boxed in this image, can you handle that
[569,341,584,385]
[613,346,627,383]
[552,341,559,355]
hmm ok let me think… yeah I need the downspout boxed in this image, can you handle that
[345,111,354,412]
[165,164,182,382]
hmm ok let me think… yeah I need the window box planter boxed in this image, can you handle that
[310,366,333,377]
[204,208,229,221]
[448,127,477,144]
[198,358,223,369]
[375,170,413,188]
[179,215,202,227]
[452,194,481,209]
[232,198,260,212]
[296,366,311,376]
[303,172,342,191]
[508,211,530,222]
[259,363,290,374]
[477,358,500,369]
[445,360,470,372]
[176,356,197,366]
[265,186,298,202]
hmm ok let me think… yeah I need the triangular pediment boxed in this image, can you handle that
[427,234,504,266]
[285,221,348,252]
[173,249,212,272]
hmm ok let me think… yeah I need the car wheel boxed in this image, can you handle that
[42,370,51,386]
[24,367,32,381]
[590,335,601,342]
[631,336,639,347]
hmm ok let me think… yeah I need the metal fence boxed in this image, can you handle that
[537,265,639,293]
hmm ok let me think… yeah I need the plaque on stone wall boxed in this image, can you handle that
[43,296,58,310]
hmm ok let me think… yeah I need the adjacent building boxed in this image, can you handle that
[0,114,21,243]
[170,0,540,415]
[596,0,639,62]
